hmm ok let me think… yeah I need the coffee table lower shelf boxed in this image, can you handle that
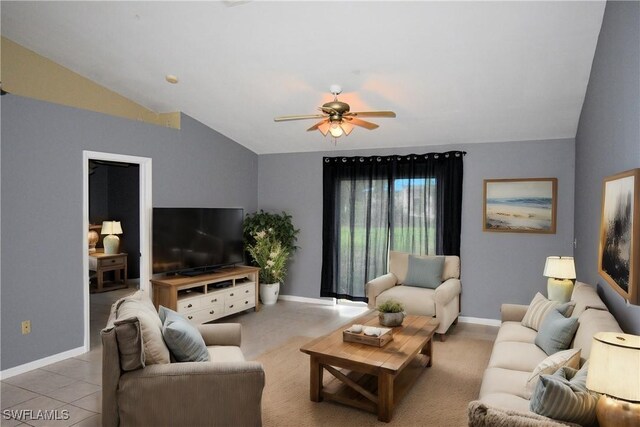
[320,353,431,417]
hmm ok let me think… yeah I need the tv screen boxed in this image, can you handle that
[152,208,244,275]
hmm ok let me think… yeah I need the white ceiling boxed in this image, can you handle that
[1,1,606,154]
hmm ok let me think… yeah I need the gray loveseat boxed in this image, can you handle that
[101,291,265,426]
[469,282,623,426]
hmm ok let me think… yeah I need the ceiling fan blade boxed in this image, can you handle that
[274,114,326,122]
[345,117,379,130]
[307,120,328,132]
[346,111,396,118]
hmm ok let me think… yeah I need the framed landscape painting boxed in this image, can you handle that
[598,168,639,305]
[483,178,557,234]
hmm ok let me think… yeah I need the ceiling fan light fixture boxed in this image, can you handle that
[340,122,354,136]
[329,122,344,138]
[274,85,396,143]
[317,121,331,136]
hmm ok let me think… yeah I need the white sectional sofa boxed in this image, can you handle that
[469,282,623,426]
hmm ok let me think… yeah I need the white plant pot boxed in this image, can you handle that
[260,282,280,305]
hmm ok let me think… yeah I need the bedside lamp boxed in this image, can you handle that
[101,221,123,255]
[543,256,576,303]
[587,332,640,427]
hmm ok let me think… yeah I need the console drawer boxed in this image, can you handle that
[177,297,201,312]
[225,298,254,315]
[184,304,225,323]
[226,283,255,300]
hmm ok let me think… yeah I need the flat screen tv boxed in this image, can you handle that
[153,207,244,275]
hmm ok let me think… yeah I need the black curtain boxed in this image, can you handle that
[321,151,464,300]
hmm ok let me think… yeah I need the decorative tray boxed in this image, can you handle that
[343,327,393,347]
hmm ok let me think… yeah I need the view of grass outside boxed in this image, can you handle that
[335,176,438,295]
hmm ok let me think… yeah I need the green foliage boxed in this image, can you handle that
[377,299,405,313]
[243,210,299,283]
[246,230,290,284]
[244,210,299,256]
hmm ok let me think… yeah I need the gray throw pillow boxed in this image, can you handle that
[404,255,445,289]
[535,307,579,355]
[530,364,598,426]
[159,306,210,362]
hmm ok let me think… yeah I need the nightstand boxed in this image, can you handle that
[89,251,128,293]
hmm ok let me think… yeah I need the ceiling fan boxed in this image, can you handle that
[274,85,396,139]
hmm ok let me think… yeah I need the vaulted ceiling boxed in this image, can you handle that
[1,1,606,154]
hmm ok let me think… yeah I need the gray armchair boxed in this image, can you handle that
[101,292,265,426]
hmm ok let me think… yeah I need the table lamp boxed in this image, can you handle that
[586,332,640,427]
[101,221,123,254]
[543,256,576,303]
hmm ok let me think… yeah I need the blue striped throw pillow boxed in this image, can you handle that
[530,364,598,426]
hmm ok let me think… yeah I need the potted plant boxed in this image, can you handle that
[244,211,299,305]
[377,299,406,327]
[243,210,299,257]
[246,230,289,304]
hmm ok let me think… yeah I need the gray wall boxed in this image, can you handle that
[574,1,640,334]
[258,138,575,319]
[1,95,258,370]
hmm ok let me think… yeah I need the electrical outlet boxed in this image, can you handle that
[21,320,31,335]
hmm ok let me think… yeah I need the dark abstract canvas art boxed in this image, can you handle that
[598,168,640,305]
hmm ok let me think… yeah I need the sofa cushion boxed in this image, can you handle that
[375,285,436,316]
[524,348,581,399]
[535,308,579,355]
[495,321,538,344]
[530,365,598,426]
[488,341,548,372]
[116,291,170,365]
[159,306,210,363]
[479,367,531,399]
[207,346,246,362]
[521,293,574,331]
[571,308,623,358]
[404,255,444,289]
[570,282,608,318]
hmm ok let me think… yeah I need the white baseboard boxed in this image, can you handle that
[0,346,86,380]
[278,294,335,306]
[458,316,501,327]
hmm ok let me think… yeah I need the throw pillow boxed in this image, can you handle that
[403,255,444,289]
[530,364,598,426]
[113,317,145,371]
[159,306,210,363]
[535,307,579,355]
[521,293,575,331]
[524,348,581,399]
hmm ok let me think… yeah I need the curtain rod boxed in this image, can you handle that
[323,150,467,161]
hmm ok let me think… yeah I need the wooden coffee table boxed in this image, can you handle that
[300,313,438,422]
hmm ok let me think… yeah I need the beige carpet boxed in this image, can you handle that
[256,332,494,427]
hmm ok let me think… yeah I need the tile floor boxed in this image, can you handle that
[1,287,498,426]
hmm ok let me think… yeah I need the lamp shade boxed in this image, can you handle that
[543,256,576,279]
[586,332,640,402]
[101,221,123,235]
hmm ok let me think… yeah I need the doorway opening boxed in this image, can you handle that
[82,151,152,352]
